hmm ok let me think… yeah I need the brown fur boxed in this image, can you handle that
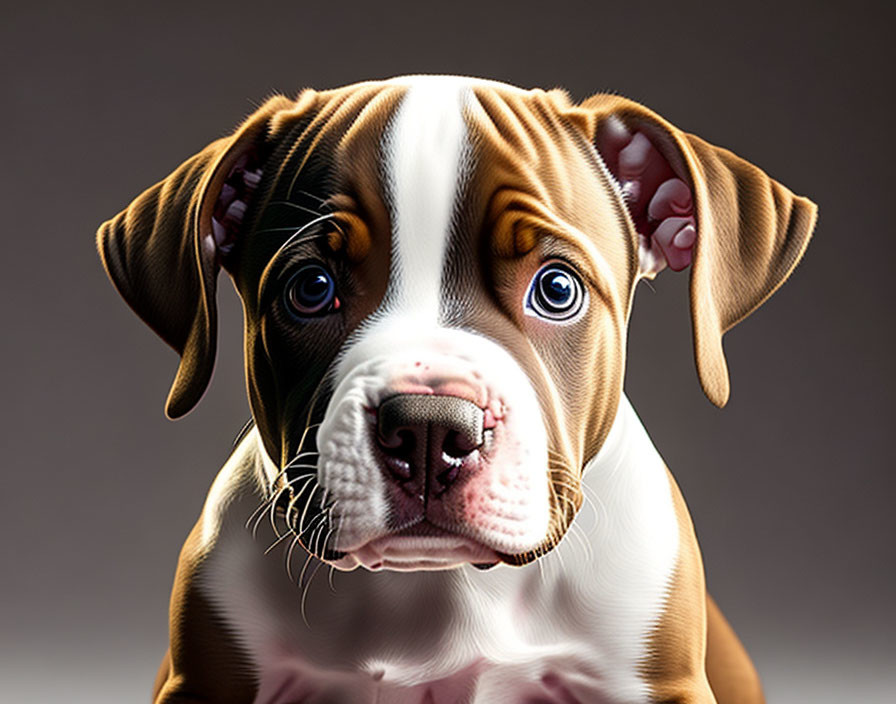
[96,79,816,703]
[152,519,259,703]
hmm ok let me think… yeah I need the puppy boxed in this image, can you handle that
[97,76,816,704]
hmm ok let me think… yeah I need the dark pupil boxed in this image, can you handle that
[300,272,330,303]
[540,270,572,307]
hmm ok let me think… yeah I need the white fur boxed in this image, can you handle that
[199,395,679,703]
[312,78,551,565]
[196,77,680,701]
[319,326,551,561]
[382,76,471,319]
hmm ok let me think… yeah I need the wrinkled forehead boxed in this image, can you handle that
[251,76,635,302]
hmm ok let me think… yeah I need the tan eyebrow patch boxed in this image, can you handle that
[488,189,559,258]
[486,187,622,312]
[324,212,371,262]
[463,85,638,303]
[323,194,373,263]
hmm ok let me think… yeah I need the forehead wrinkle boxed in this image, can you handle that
[275,85,392,203]
[464,92,635,310]
[281,92,354,201]
[336,87,407,154]
[468,88,541,164]
[467,88,581,212]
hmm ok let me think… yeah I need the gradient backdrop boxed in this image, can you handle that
[2,1,893,702]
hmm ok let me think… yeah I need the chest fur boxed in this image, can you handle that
[197,397,680,703]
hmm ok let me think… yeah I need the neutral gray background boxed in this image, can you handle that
[2,1,893,702]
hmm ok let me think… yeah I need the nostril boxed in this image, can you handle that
[378,427,416,454]
[435,430,478,491]
[442,429,477,459]
[376,428,418,482]
[376,393,485,490]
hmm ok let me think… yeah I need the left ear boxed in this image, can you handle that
[565,94,818,407]
[96,94,300,418]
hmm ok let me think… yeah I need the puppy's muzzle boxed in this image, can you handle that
[376,394,485,496]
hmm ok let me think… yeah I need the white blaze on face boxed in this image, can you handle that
[318,77,551,566]
[383,76,471,320]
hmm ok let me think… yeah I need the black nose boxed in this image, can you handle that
[376,394,484,492]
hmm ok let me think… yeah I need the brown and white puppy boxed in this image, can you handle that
[97,76,816,704]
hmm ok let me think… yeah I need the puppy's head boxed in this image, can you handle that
[98,77,816,571]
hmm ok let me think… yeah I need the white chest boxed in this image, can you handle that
[199,397,679,704]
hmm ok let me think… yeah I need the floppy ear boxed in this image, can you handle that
[567,94,818,407]
[96,94,297,418]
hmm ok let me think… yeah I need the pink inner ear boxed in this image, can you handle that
[211,149,264,261]
[596,119,695,274]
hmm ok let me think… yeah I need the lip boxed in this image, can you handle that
[344,520,500,572]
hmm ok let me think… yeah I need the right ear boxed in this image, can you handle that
[96,93,302,418]
[564,94,817,407]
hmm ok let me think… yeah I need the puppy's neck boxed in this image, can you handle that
[583,393,662,485]
[195,394,680,691]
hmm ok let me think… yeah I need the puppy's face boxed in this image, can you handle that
[98,76,816,572]
[230,79,636,570]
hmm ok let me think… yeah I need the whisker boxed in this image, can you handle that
[246,495,273,533]
[317,522,337,565]
[267,200,323,217]
[284,475,318,523]
[264,529,292,556]
[295,483,322,535]
[550,466,602,513]
[571,522,594,562]
[300,558,325,628]
[329,507,347,562]
[268,474,307,538]
[536,553,546,586]
[282,463,319,474]
[251,476,294,536]
[285,450,320,467]
[547,457,602,520]
[286,152,309,203]
[295,424,323,457]
[296,190,328,205]
[553,491,580,513]
[253,224,327,234]
[551,532,568,575]
[297,548,314,591]
[549,478,592,507]
[319,487,330,512]
[554,483,596,563]
[256,213,340,253]
[247,460,297,530]
[251,501,273,538]
[285,535,302,583]
[307,517,328,558]
[297,517,327,583]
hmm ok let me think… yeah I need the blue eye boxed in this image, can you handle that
[284,264,338,317]
[526,263,586,321]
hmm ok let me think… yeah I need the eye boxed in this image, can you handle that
[284,264,339,318]
[525,262,586,321]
